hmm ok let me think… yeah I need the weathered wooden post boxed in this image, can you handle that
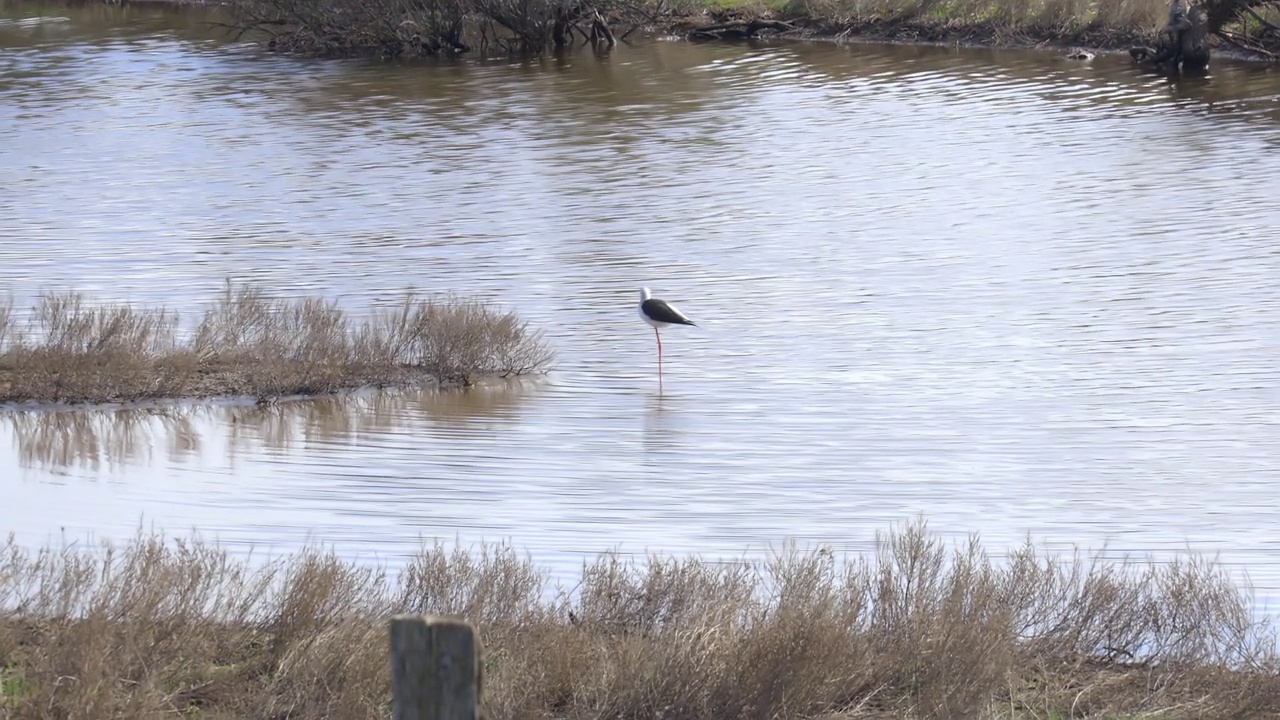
[389,615,483,720]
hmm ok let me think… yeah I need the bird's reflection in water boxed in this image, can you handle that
[641,390,689,456]
[412,378,540,430]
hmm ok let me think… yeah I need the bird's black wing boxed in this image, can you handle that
[641,298,696,326]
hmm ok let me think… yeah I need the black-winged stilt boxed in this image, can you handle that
[638,287,696,379]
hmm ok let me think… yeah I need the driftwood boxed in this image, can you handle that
[687,18,796,41]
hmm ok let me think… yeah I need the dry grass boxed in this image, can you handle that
[713,0,1280,57]
[0,282,553,407]
[2,519,1278,719]
[761,0,1176,49]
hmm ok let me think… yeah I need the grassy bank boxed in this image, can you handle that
[226,0,1280,59]
[0,283,552,407]
[691,0,1170,50]
[1,520,1278,718]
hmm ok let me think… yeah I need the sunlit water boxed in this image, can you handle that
[4,3,1280,601]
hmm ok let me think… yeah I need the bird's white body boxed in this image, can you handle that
[638,287,695,329]
[637,287,695,385]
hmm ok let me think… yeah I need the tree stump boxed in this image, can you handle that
[1130,0,1210,73]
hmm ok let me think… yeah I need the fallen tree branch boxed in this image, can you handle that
[687,18,796,40]
[1217,28,1280,55]
[690,19,795,32]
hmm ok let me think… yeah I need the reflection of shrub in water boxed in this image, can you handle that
[0,281,552,407]
[0,519,1276,718]
[4,407,202,470]
[4,382,540,470]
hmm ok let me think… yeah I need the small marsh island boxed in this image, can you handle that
[0,283,554,408]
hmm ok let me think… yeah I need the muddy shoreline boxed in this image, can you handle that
[0,371,477,415]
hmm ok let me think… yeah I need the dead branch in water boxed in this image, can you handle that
[590,9,617,46]
[687,17,797,40]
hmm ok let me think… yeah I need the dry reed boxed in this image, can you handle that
[0,282,553,407]
[1,519,1278,719]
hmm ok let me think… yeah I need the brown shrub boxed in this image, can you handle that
[230,0,646,57]
[0,281,553,406]
[1,519,1278,719]
[229,0,1279,59]
[0,293,192,405]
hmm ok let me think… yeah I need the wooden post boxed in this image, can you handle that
[389,615,482,720]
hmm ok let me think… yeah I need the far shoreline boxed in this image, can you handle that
[91,0,1280,64]
[710,21,1277,65]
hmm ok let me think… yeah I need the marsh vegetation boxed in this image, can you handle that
[0,282,552,407]
[1,520,1277,718]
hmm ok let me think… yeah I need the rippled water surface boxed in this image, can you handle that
[4,2,1280,591]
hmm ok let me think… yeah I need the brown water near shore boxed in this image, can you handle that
[3,2,1280,600]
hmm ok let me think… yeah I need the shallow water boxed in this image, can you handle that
[3,2,1280,597]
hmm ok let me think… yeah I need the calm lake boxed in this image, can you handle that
[3,2,1280,597]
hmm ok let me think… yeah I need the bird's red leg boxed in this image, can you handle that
[655,328,663,375]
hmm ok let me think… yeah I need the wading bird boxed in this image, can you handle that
[637,287,696,380]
